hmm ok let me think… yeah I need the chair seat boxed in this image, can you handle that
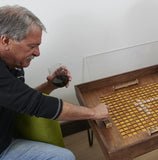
[15,113,65,148]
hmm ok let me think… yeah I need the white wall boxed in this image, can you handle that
[1,0,158,104]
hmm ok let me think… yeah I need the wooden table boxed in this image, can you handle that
[75,64,158,160]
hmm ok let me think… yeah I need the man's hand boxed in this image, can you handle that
[47,65,72,88]
[91,103,109,121]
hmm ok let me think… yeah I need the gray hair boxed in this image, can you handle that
[0,5,46,41]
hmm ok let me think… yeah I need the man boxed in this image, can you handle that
[0,5,109,160]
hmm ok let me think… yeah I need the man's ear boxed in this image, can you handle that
[0,35,10,50]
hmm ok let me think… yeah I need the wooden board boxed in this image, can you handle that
[75,64,158,160]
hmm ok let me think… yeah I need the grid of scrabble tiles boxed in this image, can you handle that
[100,82,158,139]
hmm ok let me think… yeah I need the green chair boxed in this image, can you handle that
[14,94,65,148]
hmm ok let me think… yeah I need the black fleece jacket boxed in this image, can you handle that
[0,58,63,154]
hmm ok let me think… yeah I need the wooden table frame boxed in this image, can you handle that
[75,64,158,160]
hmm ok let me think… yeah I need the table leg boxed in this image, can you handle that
[87,128,93,146]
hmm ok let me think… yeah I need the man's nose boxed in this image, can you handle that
[33,47,40,56]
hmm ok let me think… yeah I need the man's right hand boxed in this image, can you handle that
[91,103,109,121]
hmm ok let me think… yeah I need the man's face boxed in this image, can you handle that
[1,26,42,69]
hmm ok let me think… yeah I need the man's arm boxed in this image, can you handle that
[34,66,109,121]
[56,100,109,121]
[35,81,57,94]
[35,84,109,121]
[35,66,71,94]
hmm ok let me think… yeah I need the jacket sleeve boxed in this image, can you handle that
[0,64,63,120]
